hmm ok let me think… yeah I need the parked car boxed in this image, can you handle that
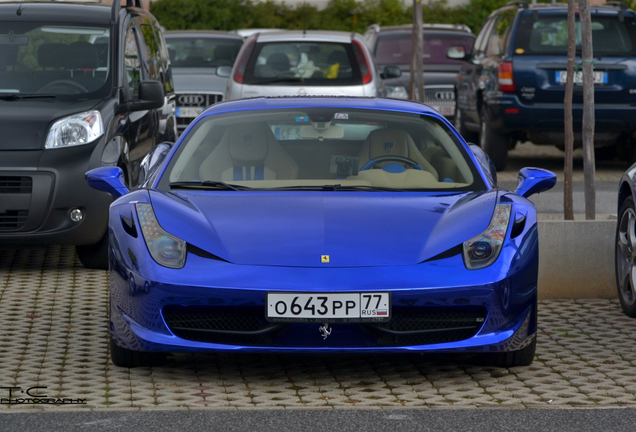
[86,96,555,368]
[0,0,175,269]
[165,31,244,135]
[454,1,636,170]
[616,165,636,317]
[363,23,475,121]
[224,30,400,100]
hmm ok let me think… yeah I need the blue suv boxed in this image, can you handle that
[454,1,636,170]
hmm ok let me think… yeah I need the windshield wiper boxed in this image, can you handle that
[0,93,56,101]
[254,77,304,85]
[270,185,405,192]
[169,180,248,191]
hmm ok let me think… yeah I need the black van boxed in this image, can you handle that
[0,0,176,268]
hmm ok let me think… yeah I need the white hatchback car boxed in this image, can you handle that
[225,30,400,100]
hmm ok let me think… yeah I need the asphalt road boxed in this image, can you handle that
[3,408,636,432]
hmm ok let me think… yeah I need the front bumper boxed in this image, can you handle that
[108,221,540,354]
[0,145,111,245]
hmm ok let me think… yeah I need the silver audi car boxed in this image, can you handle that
[225,30,400,100]
[165,31,244,135]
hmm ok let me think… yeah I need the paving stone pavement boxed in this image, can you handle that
[1,245,635,412]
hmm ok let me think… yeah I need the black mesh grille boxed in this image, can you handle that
[0,210,28,231]
[162,305,486,348]
[0,176,32,194]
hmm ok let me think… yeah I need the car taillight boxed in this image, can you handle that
[498,61,515,92]
[352,40,372,85]
[233,39,256,84]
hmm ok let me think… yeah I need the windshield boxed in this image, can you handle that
[0,23,111,98]
[374,32,475,65]
[158,108,485,192]
[242,42,363,86]
[165,36,242,68]
[515,13,636,56]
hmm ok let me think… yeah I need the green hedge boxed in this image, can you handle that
[150,0,555,36]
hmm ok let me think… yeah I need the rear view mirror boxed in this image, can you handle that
[515,167,556,198]
[86,167,129,198]
[300,125,344,139]
[447,45,466,60]
[130,80,164,111]
[381,66,402,79]
[217,66,232,78]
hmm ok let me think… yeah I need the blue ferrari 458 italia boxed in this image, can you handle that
[86,97,556,368]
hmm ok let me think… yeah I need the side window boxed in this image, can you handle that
[152,23,174,94]
[488,9,516,56]
[139,22,160,80]
[124,26,141,100]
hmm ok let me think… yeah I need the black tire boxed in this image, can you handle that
[454,107,478,144]
[474,336,536,368]
[76,230,109,270]
[615,197,636,317]
[110,336,167,368]
[479,107,510,171]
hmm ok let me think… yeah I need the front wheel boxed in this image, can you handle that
[480,107,510,171]
[474,336,536,367]
[616,197,636,317]
[76,230,109,270]
[110,336,167,368]
[455,107,478,144]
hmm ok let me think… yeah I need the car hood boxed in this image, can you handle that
[0,99,100,150]
[172,68,229,93]
[149,189,498,267]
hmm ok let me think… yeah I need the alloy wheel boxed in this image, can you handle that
[617,206,636,307]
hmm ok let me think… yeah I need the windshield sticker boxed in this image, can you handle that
[295,116,309,122]
[334,113,349,120]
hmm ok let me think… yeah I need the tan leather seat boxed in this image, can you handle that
[357,129,438,180]
[199,122,298,181]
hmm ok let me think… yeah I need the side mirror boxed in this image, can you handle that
[130,80,164,111]
[216,65,232,78]
[86,166,129,198]
[469,144,497,186]
[138,142,173,187]
[447,45,467,60]
[381,66,402,79]
[515,167,556,198]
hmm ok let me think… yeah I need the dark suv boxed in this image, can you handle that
[454,1,636,170]
[364,23,475,121]
[0,0,175,268]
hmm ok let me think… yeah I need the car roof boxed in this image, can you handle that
[256,30,357,44]
[164,30,243,41]
[0,1,112,24]
[201,96,442,118]
[370,23,473,34]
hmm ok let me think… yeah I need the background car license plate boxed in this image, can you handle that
[176,107,203,118]
[555,70,607,85]
[431,105,455,116]
[267,292,391,322]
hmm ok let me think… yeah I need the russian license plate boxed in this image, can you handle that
[555,70,608,85]
[431,105,455,116]
[176,107,203,118]
[266,292,391,322]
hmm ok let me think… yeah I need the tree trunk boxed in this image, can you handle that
[578,0,596,220]
[564,0,575,220]
[409,0,425,102]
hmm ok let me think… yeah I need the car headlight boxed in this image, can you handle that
[45,111,104,149]
[136,203,186,269]
[463,203,511,270]
[385,85,408,99]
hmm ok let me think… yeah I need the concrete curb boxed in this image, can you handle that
[538,214,617,299]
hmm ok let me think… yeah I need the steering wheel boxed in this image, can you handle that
[359,155,424,172]
[37,80,88,94]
